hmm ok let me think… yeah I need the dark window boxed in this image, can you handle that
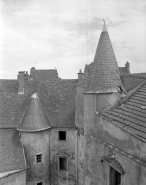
[58,131,66,141]
[109,167,121,185]
[58,157,67,170]
[37,182,43,185]
[36,154,42,163]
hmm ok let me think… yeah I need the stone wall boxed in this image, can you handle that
[75,85,85,185]
[0,170,26,185]
[50,128,77,185]
[20,129,50,185]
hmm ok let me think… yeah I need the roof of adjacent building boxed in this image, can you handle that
[17,93,50,131]
[100,80,146,140]
[0,79,77,129]
[30,68,58,82]
[86,22,125,93]
[0,129,26,174]
[121,74,146,92]
[119,66,130,75]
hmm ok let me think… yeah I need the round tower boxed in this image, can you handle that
[83,21,126,185]
[17,93,51,185]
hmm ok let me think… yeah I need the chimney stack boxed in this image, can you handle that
[125,61,130,73]
[78,69,84,83]
[18,71,25,94]
[30,67,35,81]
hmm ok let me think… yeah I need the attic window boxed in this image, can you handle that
[58,131,66,141]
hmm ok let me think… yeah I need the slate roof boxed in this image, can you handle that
[0,79,77,129]
[38,79,77,128]
[0,129,26,173]
[17,93,50,131]
[86,22,124,93]
[121,73,146,92]
[100,80,146,140]
[119,66,130,75]
[31,69,58,82]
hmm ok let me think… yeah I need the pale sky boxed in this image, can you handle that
[0,0,146,79]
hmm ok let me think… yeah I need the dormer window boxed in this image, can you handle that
[58,131,66,141]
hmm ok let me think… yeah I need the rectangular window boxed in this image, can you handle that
[58,157,67,170]
[109,167,121,185]
[58,131,66,141]
[36,154,42,163]
[36,182,43,185]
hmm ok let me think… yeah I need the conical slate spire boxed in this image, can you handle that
[17,93,50,131]
[86,21,125,93]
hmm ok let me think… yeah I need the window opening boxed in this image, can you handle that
[58,157,67,170]
[36,154,42,163]
[109,166,121,185]
[37,182,43,185]
[58,131,66,141]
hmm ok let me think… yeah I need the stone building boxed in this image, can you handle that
[0,22,146,185]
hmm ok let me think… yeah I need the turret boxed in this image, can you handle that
[83,21,126,185]
[85,20,125,111]
[17,93,50,185]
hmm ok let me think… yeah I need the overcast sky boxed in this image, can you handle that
[0,0,146,79]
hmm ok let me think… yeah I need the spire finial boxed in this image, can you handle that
[102,19,107,32]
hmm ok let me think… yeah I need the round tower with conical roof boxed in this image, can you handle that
[17,93,51,185]
[83,21,126,185]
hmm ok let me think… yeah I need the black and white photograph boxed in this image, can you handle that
[0,0,146,185]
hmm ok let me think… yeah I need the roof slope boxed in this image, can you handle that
[86,22,124,93]
[31,68,58,82]
[37,79,77,128]
[119,67,130,75]
[121,74,145,92]
[0,79,77,128]
[0,129,26,173]
[17,93,50,131]
[100,81,146,140]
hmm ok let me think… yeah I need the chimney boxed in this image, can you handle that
[18,71,25,94]
[24,71,29,81]
[78,69,84,83]
[125,61,130,73]
[30,67,35,80]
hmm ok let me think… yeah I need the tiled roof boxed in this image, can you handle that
[37,79,77,128]
[86,23,124,93]
[31,69,58,82]
[100,81,146,140]
[119,67,130,75]
[121,74,146,91]
[84,63,93,78]
[77,77,90,88]
[17,93,50,131]
[0,129,26,173]
[0,79,77,128]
